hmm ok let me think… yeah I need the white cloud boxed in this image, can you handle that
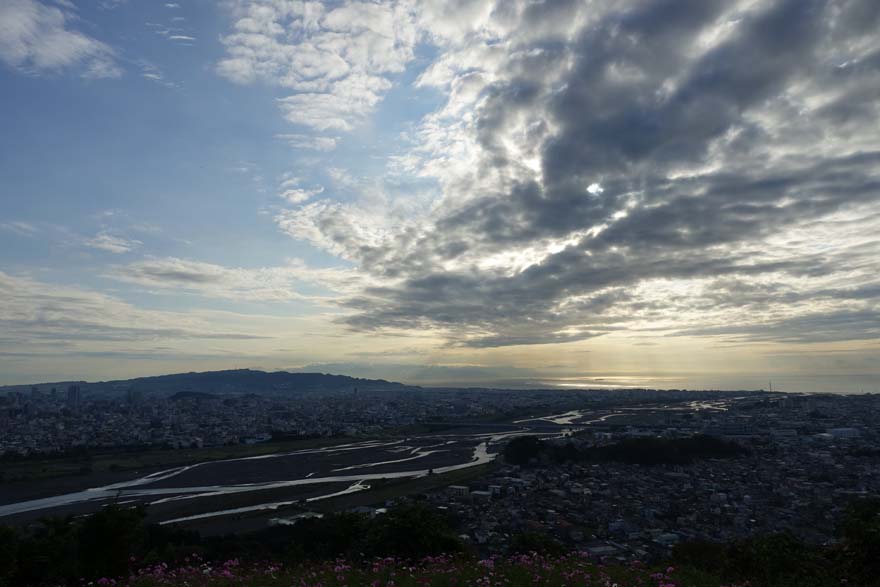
[278,176,324,204]
[0,221,38,237]
[0,270,267,347]
[260,0,880,349]
[107,256,342,302]
[146,21,196,45]
[217,0,417,133]
[276,74,390,131]
[275,133,338,151]
[85,231,142,254]
[98,0,127,9]
[139,61,176,87]
[0,0,122,78]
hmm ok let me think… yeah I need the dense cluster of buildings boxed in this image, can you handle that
[0,381,745,457]
[0,387,423,455]
[4,378,877,557]
[422,393,880,559]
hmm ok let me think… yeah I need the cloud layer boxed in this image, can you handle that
[0,271,266,352]
[108,257,325,302]
[263,0,880,347]
[0,0,122,78]
[218,0,417,131]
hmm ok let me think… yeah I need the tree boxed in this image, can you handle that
[363,504,463,559]
[507,532,565,556]
[503,436,544,465]
[77,504,146,580]
[0,526,18,587]
[840,497,880,585]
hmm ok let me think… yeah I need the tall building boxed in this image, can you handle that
[126,388,143,407]
[66,385,81,411]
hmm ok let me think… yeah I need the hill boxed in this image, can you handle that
[0,369,416,398]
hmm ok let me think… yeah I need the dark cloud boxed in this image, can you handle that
[0,317,270,342]
[290,0,880,347]
[132,267,222,284]
[0,271,272,348]
[675,309,880,344]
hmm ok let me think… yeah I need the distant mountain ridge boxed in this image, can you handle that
[0,369,415,397]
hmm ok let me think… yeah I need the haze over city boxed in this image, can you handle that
[1,0,879,391]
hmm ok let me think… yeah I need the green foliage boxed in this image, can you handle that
[507,532,565,556]
[0,502,466,585]
[504,436,545,465]
[726,533,832,587]
[839,497,880,585]
[3,497,879,586]
[597,435,748,465]
[363,504,464,559]
[78,505,147,579]
[674,533,836,587]
[0,526,18,587]
[240,505,464,564]
[3,505,147,586]
[671,539,728,572]
[282,512,368,561]
[15,515,81,585]
[505,434,748,467]
[141,523,204,566]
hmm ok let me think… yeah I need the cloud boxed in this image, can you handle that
[268,0,880,348]
[139,61,177,87]
[676,309,880,344]
[0,0,122,77]
[0,271,269,350]
[146,21,196,45]
[106,256,360,302]
[276,133,338,151]
[84,231,142,254]
[276,75,390,131]
[277,176,324,204]
[0,221,38,237]
[217,0,417,134]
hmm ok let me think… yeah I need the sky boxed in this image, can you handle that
[1,0,879,391]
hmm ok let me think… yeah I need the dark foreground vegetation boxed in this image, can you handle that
[1,497,879,586]
[503,434,749,466]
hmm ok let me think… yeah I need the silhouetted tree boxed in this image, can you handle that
[507,532,565,556]
[840,497,880,585]
[363,504,463,559]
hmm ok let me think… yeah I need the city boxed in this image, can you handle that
[2,371,878,568]
[426,393,880,559]
[2,0,880,584]
[2,373,878,586]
